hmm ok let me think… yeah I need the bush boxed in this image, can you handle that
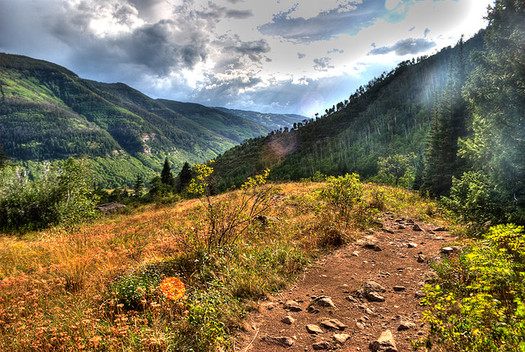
[420,224,525,351]
[0,158,99,231]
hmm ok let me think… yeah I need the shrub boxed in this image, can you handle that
[420,224,525,351]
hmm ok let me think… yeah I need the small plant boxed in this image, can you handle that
[188,163,279,250]
[319,173,364,222]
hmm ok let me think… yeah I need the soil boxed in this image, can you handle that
[235,212,456,352]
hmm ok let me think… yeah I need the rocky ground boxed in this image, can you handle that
[236,212,457,352]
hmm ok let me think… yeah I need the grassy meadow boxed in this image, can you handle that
[0,180,442,351]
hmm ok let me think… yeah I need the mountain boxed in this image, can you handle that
[0,53,270,187]
[211,33,485,189]
[214,107,308,131]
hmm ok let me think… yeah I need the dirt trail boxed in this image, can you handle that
[236,212,455,352]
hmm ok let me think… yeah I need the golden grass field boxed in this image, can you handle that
[0,181,444,351]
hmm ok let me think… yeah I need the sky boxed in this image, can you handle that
[0,0,493,116]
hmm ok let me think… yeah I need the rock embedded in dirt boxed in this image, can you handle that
[281,315,296,325]
[312,341,331,350]
[346,295,358,303]
[262,335,295,347]
[364,280,386,293]
[284,300,303,312]
[333,333,351,344]
[393,286,406,292]
[314,296,336,307]
[433,226,448,231]
[440,247,454,255]
[397,320,416,331]
[412,224,423,231]
[407,242,418,248]
[417,253,426,263]
[369,330,398,352]
[366,291,386,302]
[306,324,324,335]
[320,318,347,330]
[360,235,383,251]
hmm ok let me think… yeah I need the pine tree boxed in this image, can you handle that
[177,162,193,193]
[133,175,144,198]
[161,158,174,186]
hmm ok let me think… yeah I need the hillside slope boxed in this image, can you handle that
[0,53,268,187]
[214,107,307,131]
[212,33,484,189]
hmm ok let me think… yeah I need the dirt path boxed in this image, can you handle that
[236,212,455,352]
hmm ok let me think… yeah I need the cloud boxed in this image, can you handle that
[297,53,306,59]
[313,57,334,71]
[368,37,436,56]
[257,0,416,43]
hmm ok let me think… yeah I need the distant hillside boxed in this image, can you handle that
[0,53,269,187]
[214,107,307,131]
[212,32,485,189]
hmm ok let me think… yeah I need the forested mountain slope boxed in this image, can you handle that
[212,33,484,188]
[0,53,269,187]
[214,107,307,131]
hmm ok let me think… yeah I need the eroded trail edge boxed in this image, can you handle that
[237,213,456,352]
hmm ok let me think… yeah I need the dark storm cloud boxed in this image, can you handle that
[258,1,388,43]
[368,38,436,56]
[225,9,253,19]
[313,57,334,71]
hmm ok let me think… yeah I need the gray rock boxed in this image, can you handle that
[364,280,386,293]
[306,324,324,335]
[320,319,347,330]
[262,336,295,347]
[315,296,336,307]
[284,300,303,312]
[281,315,296,325]
[440,247,454,255]
[369,330,397,352]
[366,291,386,302]
[397,320,416,331]
[333,333,351,344]
[313,341,331,350]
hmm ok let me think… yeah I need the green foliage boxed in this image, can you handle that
[319,173,364,222]
[421,224,525,351]
[377,153,416,188]
[442,171,499,224]
[0,158,99,231]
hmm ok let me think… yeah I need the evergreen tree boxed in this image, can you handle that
[177,162,193,193]
[133,175,144,198]
[160,158,174,186]
[0,143,8,168]
[460,0,525,219]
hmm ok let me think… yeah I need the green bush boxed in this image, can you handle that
[421,224,525,351]
[0,158,99,231]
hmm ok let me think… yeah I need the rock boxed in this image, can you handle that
[369,330,397,352]
[397,224,406,230]
[414,291,426,299]
[320,319,347,330]
[393,286,406,292]
[406,219,414,224]
[281,315,295,325]
[315,296,336,307]
[262,336,295,347]
[366,292,386,302]
[412,224,423,231]
[356,322,365,329]
[313,341,331,350]
[96,202,126,214]
[440,247,454,255]
[383,229,395,234]
[360,235,383,251]
[346,295,358,303]
[433,226,448,231]
[417,253,426,263]
[307,306,320,314]
[364,280,386,293]
[333,333,351,344]
[407,242,418,248]
[284,300,303,312]
[306,324,324,335]
[352,251,360,257]
[397,320,416,331]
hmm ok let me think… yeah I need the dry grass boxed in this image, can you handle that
[0,181,442,351]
